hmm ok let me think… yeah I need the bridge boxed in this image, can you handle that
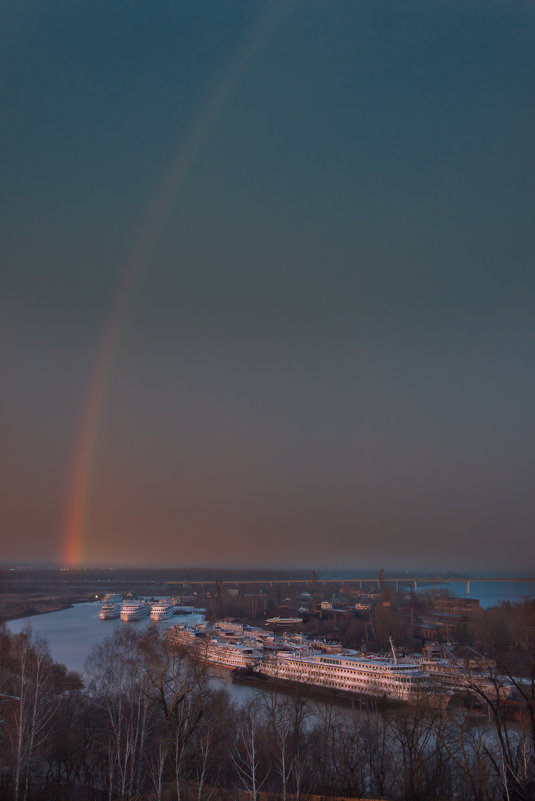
[162,576,535,596]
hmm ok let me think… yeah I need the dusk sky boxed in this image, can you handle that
[1,0,534,570]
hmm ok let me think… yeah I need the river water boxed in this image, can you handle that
[416,580,534,608]
[6,602,260,705]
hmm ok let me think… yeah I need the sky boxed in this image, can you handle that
[1,0,534,571]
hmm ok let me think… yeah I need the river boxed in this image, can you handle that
[7,579,533,704]
[416,580,534,608]
[6,602,260,705]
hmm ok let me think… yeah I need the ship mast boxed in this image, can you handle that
[389,636,397,664]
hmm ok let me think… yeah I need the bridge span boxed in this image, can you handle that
[163,576,535,595]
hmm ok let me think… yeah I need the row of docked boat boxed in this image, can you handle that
[165,620,502,706]
[99,594,177,622]
[165,621,436,701]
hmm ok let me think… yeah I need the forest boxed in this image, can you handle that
[0,600,534,801]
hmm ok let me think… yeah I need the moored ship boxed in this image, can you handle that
[150,600,175,621]
[259,651,432,702]
[166,624,200,647]
[165,625,260,669]
[196,639,260,669]
[99,602,121,620]
[120,599,150,621]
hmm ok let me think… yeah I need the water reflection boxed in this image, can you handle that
[7,603,265,706]
[7,602,203,676]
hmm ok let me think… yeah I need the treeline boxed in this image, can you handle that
[0,618,534,801]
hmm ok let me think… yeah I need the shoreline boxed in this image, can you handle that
[1,595,93,623]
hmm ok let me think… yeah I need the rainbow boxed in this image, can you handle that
[61,0,295,567]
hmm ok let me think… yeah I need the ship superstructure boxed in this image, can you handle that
[197,639,260,669]
[99,602,121,620]
[261,651,431,701]
[99,593,123,619]
[120,598,150,621]
[150,599,175,621]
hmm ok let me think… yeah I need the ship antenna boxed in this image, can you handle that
[389,636,397,664]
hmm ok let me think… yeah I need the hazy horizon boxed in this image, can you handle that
[1,562,532,579]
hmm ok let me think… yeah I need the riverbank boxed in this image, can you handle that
[0,593,92,622]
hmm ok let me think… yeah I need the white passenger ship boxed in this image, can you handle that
[166,625,205,649]
[260,651,432,701]
[120,599,150,621]
[197,639,260,669]
[165,625,259,669]
[150,600,175,621]
[99,602,121,620]
[99,593,123,619]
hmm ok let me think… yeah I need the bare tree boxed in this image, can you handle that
[4,628,57,801]
[464,662,535,801]
[261,690,295,801]
[386,697,440,801]
[442,626,535,801]
[194,722,219,801]
[86,626,154,799]
[231,703,270,801]
[310,696,339,794]
[436,709,500,801]
[141,628,210,801]
[147,726,168,801]
[286,687,313,801]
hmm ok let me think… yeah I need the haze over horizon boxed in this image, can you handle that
[2,0,534,571]
[1,562,531,581]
